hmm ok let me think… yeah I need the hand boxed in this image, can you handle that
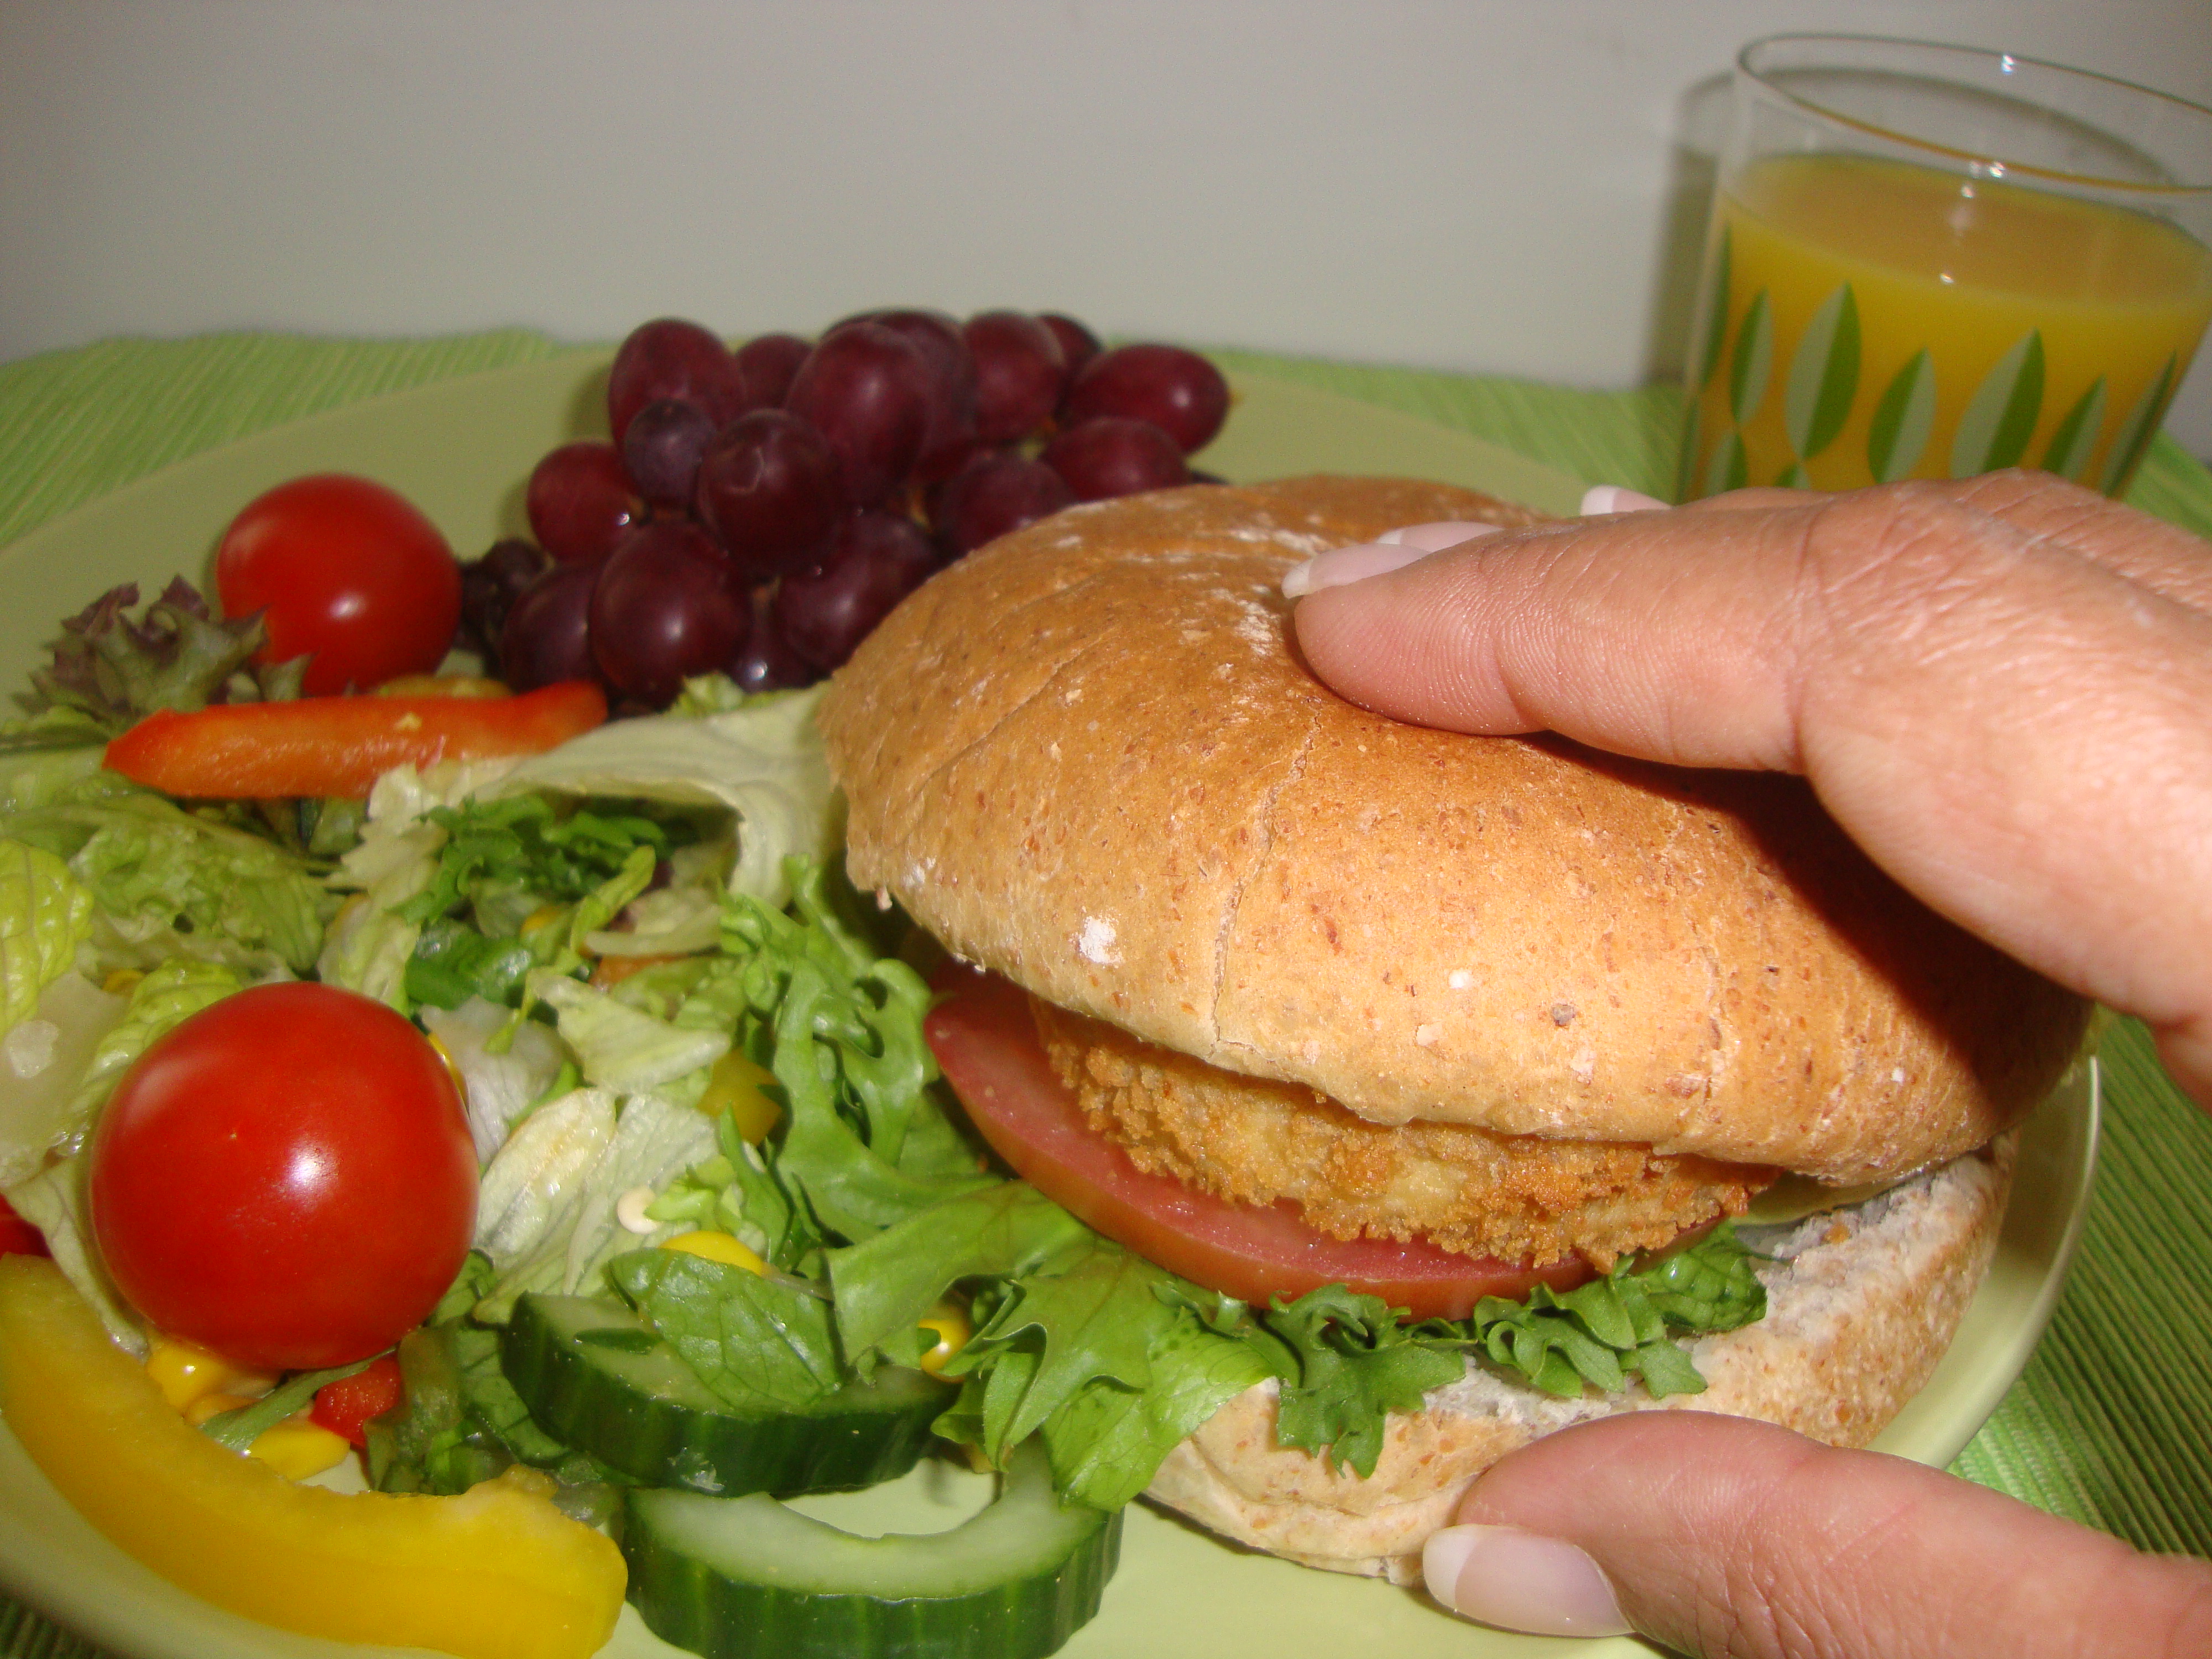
[1286,472,2212,1103]
[1422,1412,2212,1656]
[1282,472,2212,1655]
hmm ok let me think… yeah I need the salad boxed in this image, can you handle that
[0,554,1765,1659]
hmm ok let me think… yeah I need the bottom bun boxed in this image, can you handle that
[1144,1133,2017,1584]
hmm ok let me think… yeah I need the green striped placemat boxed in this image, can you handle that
[0,333,2206,1659]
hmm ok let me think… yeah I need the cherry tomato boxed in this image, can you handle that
[310,1353,405,1448]
[215,474,462,696]
[87,983,477,1372]
[925,966,1597,1320]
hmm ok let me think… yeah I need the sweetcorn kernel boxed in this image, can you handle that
[917,1303,972,1376]
[246,1416,353,1481]
[147,1338,275,1413]
[659,1231,768,1275]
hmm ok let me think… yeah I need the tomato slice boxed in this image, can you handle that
[925,965,1595,1320]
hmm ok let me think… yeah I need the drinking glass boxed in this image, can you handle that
[1679,35,2212,499]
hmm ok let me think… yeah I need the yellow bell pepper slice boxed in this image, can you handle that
[0,1257,623,1659]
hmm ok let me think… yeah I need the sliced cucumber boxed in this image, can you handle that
[624,1440,1120,1659]
[501,1292,944,1496]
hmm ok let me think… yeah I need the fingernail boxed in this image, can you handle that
[1280,540,1425,598]
[1422,1525,1631,1638]
[1376,520,1502,551]
[1580,484,1669,515]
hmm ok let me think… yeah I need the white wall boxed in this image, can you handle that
[3,0,2208,460]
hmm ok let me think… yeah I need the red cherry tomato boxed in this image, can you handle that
[215,473,462,696]
[310,1353,406,1448]
[87,983,477,1371]
[925,966,1597,1320]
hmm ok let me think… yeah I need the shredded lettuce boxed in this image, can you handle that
[0,840,95,1034]
[473,1088,719,1323]
[2,792,331,975]
[4,1154,145,1354]
[489,691,838,909]
[0,972,128,1186]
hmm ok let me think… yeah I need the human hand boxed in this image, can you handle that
[1282,472,2212,1654]
[1285,472,2212,1103]
[1420,1412,2212,1655]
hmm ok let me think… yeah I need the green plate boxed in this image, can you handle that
[0,356,2096,1659]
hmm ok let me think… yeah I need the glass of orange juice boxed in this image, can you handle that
[1679,35,2212,500]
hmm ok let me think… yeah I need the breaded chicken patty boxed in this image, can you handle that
[1032,998,1773,1270]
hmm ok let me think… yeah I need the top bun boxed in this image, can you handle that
[821,476,2088,1181]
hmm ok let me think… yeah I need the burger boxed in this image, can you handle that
[817,473,2089,1582]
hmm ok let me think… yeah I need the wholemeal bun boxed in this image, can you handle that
[822,476,2088,1182]
[1145,1131,2018,1582]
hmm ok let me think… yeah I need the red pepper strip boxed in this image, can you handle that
[310,1354,405,1449]
[103,681,608,801]
[0,1193,48,1259]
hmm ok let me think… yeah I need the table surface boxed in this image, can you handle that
[2,332,2209,1659]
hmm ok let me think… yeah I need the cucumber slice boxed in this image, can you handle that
[502,1292,944,1496]
[624,1440,1120,1659]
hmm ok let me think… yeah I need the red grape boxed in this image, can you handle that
[457,538,551,662]
[608,319,752,446]
[776,512,938,671]
[622,398,717,510]
[1040,417,1190,501]
[1063,345,1229,453]
[964,312,1066,445]
[499,560,603,692]
[588,521,750,705]
[526,442,640,565]
[931,451,1073,557]
[1039,314,1102,385]
[863,310,978,483]
[786,324,930,508]
[693,410,844,582]
[735,333,811,408]
[726,587,816,693]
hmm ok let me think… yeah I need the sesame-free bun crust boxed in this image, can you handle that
[1144,1135,2016,1583]
[821,476,2087,1181]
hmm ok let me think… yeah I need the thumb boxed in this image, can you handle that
[1423,1412,2212,1658]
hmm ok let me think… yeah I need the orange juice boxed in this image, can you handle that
[1681,153,2212,497]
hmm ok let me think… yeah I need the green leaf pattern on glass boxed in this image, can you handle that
[1774,461,1811,488]
[1704,430,1747,497]
[1866,351,1937,484]
[1676,400,1702,503]
[1949,329,2044,477]
[2101,354,2178,496]
[1783,283,1860,462]
[2041,377,2107,483]
[1697,227,1733,389]
[1728,290,1773,427]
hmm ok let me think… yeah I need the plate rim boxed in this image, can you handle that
[0,358,2091,1659]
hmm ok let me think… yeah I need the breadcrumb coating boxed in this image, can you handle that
[1032,997,1772,1270]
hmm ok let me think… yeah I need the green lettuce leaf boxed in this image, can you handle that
[0,971,129,1185]
[394,795,674,928]
[611,1246,842,1413]
[3,1152,145,1353]
[826,1182,1090,1358]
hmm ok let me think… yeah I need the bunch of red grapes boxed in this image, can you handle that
[460,310,1231,708]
